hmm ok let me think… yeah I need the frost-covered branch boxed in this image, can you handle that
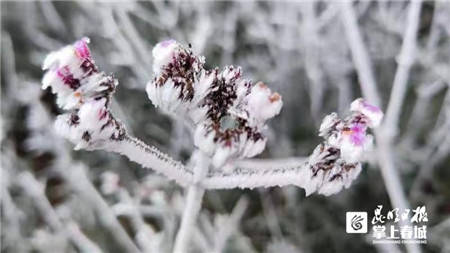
[16,172,104,253]
[339,1,381,106]
[42,38,386,199]
[41,38,193,185]
[106,134,194,186]
[211,197,249,253]
[173,151,210,253]
[379,0,423,211]
[341,3,423,253]
[384,0,423,137]
[202,99,383,196]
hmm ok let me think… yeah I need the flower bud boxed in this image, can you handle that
[350,98,383,127]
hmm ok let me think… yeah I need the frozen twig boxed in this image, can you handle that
[66,165,142,253]
[339,1,381,106]
[16,172,63,232]
[301,1,326,118]
[116,189,156,252]
[211,197,249,253]
[384,0,423,138]
[173,151,210,253]
[379,0,422,214]
[107,134,194,186]
[16,172,104,253]
[66,222,103,253]
[233,157,306,171]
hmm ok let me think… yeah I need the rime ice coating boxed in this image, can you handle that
[42,37,125,150]
[201,98,383,196]
[43,39,381,197]
[147,40,283,168]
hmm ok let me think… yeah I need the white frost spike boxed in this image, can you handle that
[146,79,186,116]
[191,71,215,107]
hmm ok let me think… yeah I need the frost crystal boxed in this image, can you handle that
[147,41,282,168]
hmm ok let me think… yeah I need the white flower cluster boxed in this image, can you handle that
[42,38,125,150]
[147,40,283,168]
[305,98,383,196]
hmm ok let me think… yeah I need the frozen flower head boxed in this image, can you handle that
[350,98,383,127]
[146,40,207,117]
[147,41,282,168]
[42,38,126,150]
[42,37,117,110]
[54,98,125,150]
[305,98,383,196]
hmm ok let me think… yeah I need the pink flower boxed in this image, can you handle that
[347,123,366,146]
[350,98,383,127]
[74,37,91,59]
[42,37,115,110]
[160,39,176,48]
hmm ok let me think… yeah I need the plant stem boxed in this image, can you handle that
[339,1,381,107]
[107,134,194,186]
[340,2,423,253]
[384,0,423,138]
[173,151,210,253]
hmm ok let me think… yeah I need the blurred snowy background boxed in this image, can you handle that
[1,1,449,253]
